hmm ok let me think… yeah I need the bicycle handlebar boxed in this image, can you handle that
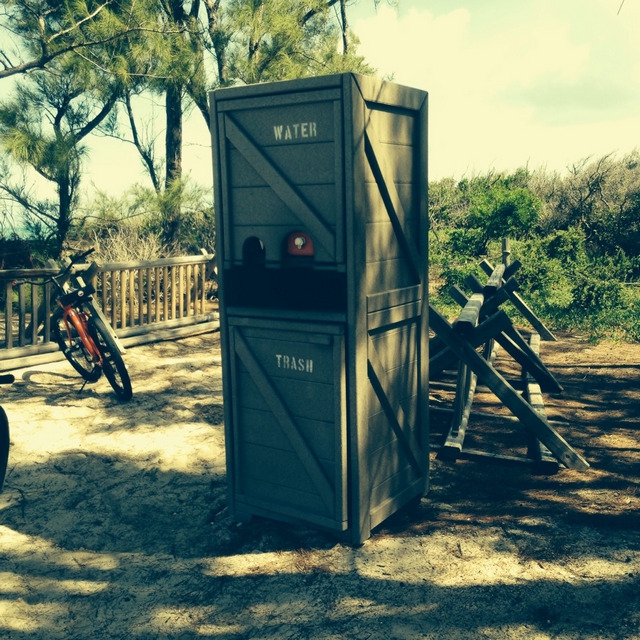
[49,248,96,289]
[60,247,96,274]
[73,247,96,262]
[0,374,15,385]
[12,247,97,288]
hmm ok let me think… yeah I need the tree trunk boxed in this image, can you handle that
[57,174,73,257]
[165,82,183,190]
[340,0,348,54]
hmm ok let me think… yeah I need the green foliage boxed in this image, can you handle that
[139,179,216,254]
[430,170,541,257]
[429,155,640,341]
[77,178,215,257]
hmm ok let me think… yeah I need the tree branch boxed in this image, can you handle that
[124,93,160,192]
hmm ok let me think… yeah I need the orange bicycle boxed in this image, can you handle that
[16,248,133,401]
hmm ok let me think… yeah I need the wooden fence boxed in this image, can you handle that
[0,253,218,372]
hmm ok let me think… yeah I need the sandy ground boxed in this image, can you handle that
[0,329,639,640]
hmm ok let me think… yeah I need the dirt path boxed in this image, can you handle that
[1,330,639,639]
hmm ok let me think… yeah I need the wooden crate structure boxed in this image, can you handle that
[209,73,429,543]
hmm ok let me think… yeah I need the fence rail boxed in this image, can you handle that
[0,253,218,372]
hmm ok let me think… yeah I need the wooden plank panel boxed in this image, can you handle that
[369,321,419,371]
[368,440,417,489]
[43,282,51,345]
[366,218,418,263]
[366,107,416,145]
[230,91,339,147]
[93,255,213,271]
[199,264,206,316]
[162,266,169,321]
[363,144,416,186]
[239,407,336,461]
[354,73,428,112]
[154,267,161,322]
[239,443,336,496]
[18,283,26,347]
[230,184,338,226]
[367,339,423,476]
[229,144,337,187]
[366,395,419,451]
[171,266,178,320]
[215,82,342,112]
[365,257,416,293]
[224,116,336,256]
[146,267,152,324]
[367,304,420,332]
[4,281,12,349]
[369,464,422,510]
[118,270,126,329]
[367,285,421,313]
[364,118,421,283]
[233,330,337,512]
[364,183,416,223]
[236,370,336,423]
[237,479,344,530]
[178,265,184,319]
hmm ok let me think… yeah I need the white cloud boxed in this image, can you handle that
[353,0,640,179]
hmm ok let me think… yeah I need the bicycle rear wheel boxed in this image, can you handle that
[0,407,9,493]
[53,310,102,383]
[88,313,133,401]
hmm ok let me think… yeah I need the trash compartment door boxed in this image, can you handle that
[227,317,348,531]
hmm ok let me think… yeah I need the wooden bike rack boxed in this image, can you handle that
[429,260,589,472]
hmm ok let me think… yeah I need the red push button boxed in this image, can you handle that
[286,231,314,256]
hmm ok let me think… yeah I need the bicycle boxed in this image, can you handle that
[0,373,13,493]
[16,248,133,401]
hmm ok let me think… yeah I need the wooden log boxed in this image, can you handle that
[465,273,519,304]
[507,288,556,341]
[430,310,512,377]
[431,405,572,428]
[498,323,562,393]
[429,305,589,470]
[522,333,559,473]
[502,238,511,268]
[448,284,470,308]
[504,259,522,280]
[453,292,484,337]
[450,285,562,393]
[481,257,521,281]
[484,263,505,296]
[480,259,556,341]
[439,363,476,457]
[440,338,499,459]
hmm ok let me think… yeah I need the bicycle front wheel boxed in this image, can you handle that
[88,314,133,401]
[0,407,9,493]
[53,310,102,383]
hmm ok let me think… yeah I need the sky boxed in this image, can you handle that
[83,0,640,197]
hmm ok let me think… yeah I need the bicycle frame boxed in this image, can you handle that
[59,301,103,364]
